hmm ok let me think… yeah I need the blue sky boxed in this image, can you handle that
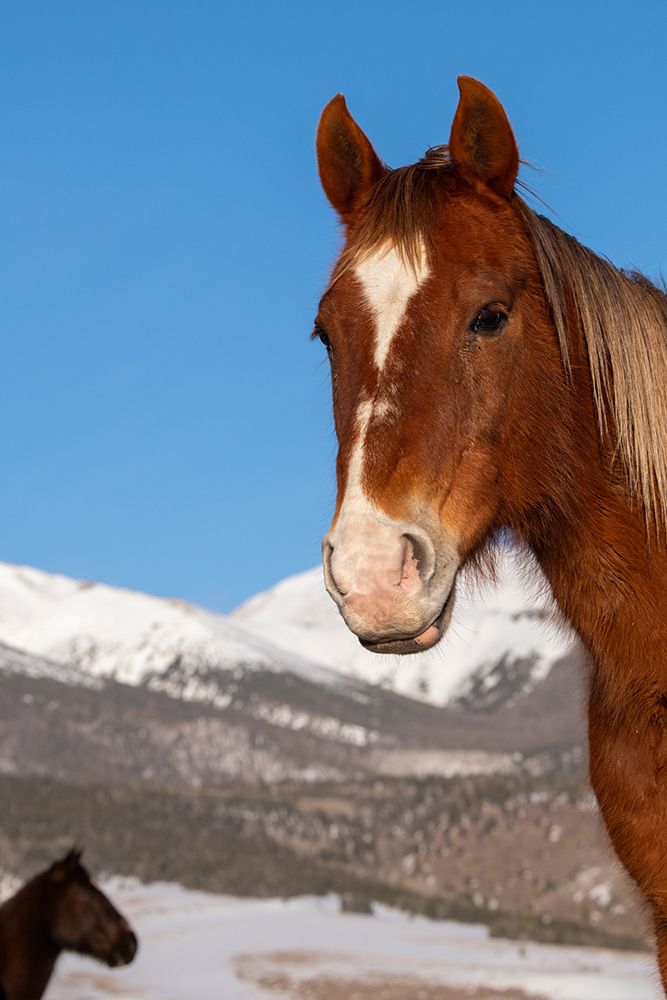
[1,1,665,610]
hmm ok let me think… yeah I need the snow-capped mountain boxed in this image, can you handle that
[233,546,576,706]
[0,562,345,693]
[0,547,576,711]
[0,559,598,947]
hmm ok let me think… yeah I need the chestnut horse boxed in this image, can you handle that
[314,78,667,983]
[0,849,137,999]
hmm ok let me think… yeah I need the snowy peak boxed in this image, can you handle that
[0,562,343,692]
[0,554,586,785]
[0,546,576,712]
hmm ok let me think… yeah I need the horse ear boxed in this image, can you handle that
[52,848,83,882]
[316,94,386,221]
[448,77,519,198]
[60,847,83,872]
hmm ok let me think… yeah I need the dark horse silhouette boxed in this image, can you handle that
[0,849,137,1000]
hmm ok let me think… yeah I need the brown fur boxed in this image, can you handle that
[329,149,667,528]
[316,77,667,989]
[0,850,137,1000]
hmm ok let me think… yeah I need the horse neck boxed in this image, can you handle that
[0,880,59,1000]
[518,321,667,712]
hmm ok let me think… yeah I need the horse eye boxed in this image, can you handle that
[470,307,508,336]
[315,327,333,355]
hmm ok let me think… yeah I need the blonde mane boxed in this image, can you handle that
[338,154,667,525]
[516,202,667,526]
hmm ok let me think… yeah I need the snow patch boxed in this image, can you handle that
[44,882,654,1000]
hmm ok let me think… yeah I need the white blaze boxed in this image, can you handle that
[354,242,430,371]
[345,398,373,513]
[330,398,411,599]
[332,242,430,564]
[324,242,460,633]
[329,242,432,600]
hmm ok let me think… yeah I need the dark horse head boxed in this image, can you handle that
[44,849,138,967]
[0,848,137,999]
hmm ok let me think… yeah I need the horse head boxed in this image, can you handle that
[315,78,559,654]
[47,849,138,968]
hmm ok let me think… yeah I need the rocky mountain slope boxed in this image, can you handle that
[0,632,587,790]
[0,549,589,779]
[0,547,577,713]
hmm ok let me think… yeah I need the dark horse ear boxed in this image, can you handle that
[316,94,386,221]
[52,847,83,880]
[448,77,519,199]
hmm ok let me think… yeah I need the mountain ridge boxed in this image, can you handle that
[0,547,576,712]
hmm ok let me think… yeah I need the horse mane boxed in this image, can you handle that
[516,203,667,527]
[339,149,667,526]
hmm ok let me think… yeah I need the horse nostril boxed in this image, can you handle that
[403,530,435,586]
[322,539,347,601]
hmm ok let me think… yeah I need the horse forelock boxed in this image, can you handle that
[328,157,454,290]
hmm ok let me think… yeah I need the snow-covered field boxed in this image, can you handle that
[47,883,658,1000]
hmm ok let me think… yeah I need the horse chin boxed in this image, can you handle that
[105,951,133,969]
[359,582,456,656]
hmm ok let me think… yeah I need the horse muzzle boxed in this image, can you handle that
[322,511,459,655]
[107,929,138,967]
[358,582,457,654]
